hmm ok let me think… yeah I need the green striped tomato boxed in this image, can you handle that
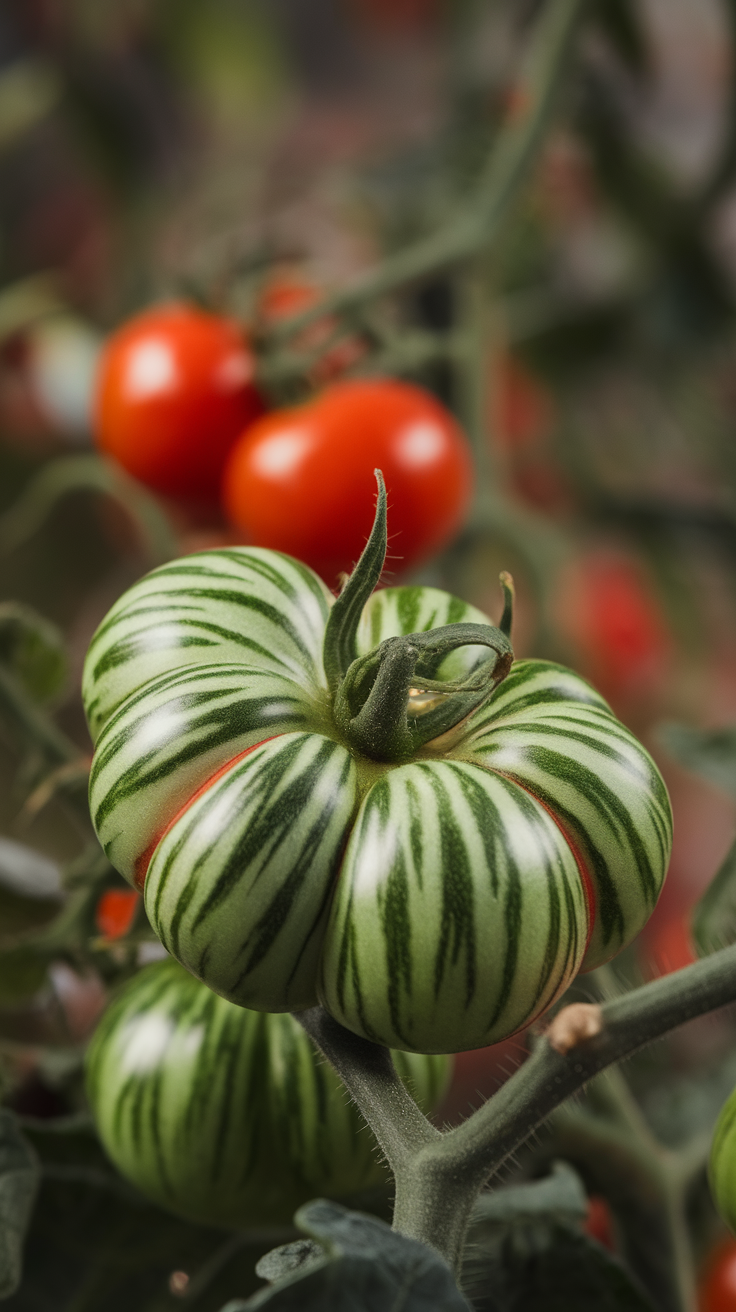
[86,957,450,1227]
[710,1086,736,1234]
[82,487,672,1053]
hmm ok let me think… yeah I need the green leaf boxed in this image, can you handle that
[658,722,736,795]
[235,1199,471,1310]
[254,1240,323,1284]
[466,1226,656,1312]
[0,1111,39,1299]
[0,605,67,705]
[464,1164,655,1312]
[471,1162,587,1227]
[692,835,736,956]
[7,1118,274,1312]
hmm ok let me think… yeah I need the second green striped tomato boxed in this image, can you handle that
[82,489,672,1054]
[87,957,450,1227]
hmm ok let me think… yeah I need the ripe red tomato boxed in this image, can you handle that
[640,911,697,981]
[557,552,671,703]
[584,1196,615,1251]
[222,378,473,586]
[348,0,439,35]
[95,889,140,940]
[257,272,364,381]
[700,1239,736,1311]
[94,304,264,500]
[491,353,553,452]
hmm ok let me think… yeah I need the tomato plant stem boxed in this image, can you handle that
[297,944,736,1279]
[260,0,588,355]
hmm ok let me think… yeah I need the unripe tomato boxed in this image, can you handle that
[711,1093,736,1238]
[222,379,473,585]
[83,510,671,1054]
[86,958,451,1228]
[94,304,264,501]
[700,1239,736,1311]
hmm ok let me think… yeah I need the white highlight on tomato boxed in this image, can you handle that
[396,420,446,469]
[215,350,253,391]
[250,429,311,479]
[119,1012,175,1074]
[124,338,178,400]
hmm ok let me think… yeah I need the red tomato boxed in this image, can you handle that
[491,353,553,452]
[349,0,438,35]
[640,912,697,980]
[94,304,264,500]
[557,552,671,702]
[584,1196,615,1251]
[700,1240,736,1311]
[257,271,364,381]
[95,889,140,940]
[222,379,473,586]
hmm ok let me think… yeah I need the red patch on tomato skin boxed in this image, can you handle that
[132,736,281,892]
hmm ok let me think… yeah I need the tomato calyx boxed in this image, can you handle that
[334,622,513,762]
[324,471,513,763]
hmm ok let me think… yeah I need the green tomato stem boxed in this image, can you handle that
[297,943,736,1278]
[322,472,388,696]
[333,622,513,761]
[260,0,589,353]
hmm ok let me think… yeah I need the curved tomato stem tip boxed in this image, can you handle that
[499,571,515,639]
[322,470,387,695]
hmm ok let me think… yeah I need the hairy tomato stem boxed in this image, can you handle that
[297,943,736,1279]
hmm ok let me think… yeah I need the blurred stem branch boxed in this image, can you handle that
[0,456,178,567]
[298,943,736,1278]
[0,664,92,837]
[262,0,588,356]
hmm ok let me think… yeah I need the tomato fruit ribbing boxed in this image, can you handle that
[82,479,672,1054]
[86,957,450,1227]
[94,304,264,501]
[222,378,473,586]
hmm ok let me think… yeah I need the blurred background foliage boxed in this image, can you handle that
[3,0,736,1307]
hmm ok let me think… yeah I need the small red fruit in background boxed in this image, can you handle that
[584,1195,616,1251]
[256,270,364,381]
[95,889,139,940]
[94,304,264,501]
[700,1239,736,1311]
[490,352,570,513]
[640,912,697,981]
[222,378,473,587]
[557,551,671,704]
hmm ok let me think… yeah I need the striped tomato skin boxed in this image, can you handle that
[82,548,333,741]
[82,545,672,1053]
[711,1088,736,1235]
[454,672,673,971]
[144,733,359,1012]
[89,662,327,882]
[319,759,590,1053]
[86,958,451,1227]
